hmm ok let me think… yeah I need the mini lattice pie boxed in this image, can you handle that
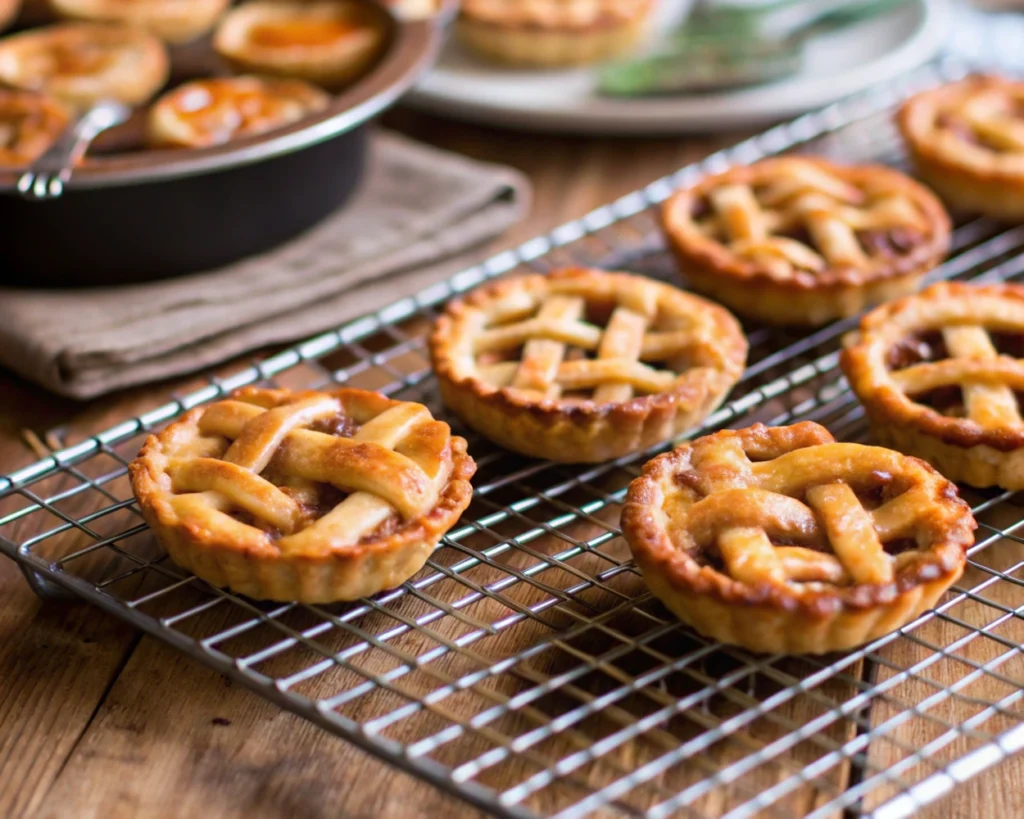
[147,76,330,149]
[843,281,1024,490]
[0,22,170,109]
[0,89,69,166]
[49,0,230,43]
[429,267,747,463]
[214,0,387,90]
[457,0,653,67]
[130,387,476,603]
[661,157,951,326]
[899,75,1024,220]
[622,422,974,654]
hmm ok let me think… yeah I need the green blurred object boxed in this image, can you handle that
[599,0,907,96]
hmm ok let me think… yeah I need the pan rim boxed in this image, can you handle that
[0,2,448,191]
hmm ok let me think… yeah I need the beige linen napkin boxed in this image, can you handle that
[0,130,530,399]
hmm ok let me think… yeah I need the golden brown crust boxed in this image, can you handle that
[660,157,951,326]
[621,422,974,654]
[842,281,1024,489]
[213,0,387,90]
[147,76,330,149]
[0,0,20,32]
[898,75,1024,220]
[0,89,69,166]
[49,0,230,43]
[0,22,170,109]
[456,0,652,66]
[429,267,747,463]
[129,387,476,603]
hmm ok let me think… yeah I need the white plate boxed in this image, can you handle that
[408,0,950,134]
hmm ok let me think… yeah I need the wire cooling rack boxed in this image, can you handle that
[3,57,1024,819]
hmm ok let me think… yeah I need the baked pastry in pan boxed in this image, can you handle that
[0,22,169,109]
[621,422,975,654]
[147,76,331,148]
[0,89,69,166]
[0,0,20,33]
[842,281,1024,490]
[49,0,230,44]
[899,75,1024,220]
[429,267,748,463]
[661,157,951,326]
[457,0,653,67]
[130,387,475,603]
[214,0,387,90]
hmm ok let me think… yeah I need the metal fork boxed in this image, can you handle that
[17,99,131,201]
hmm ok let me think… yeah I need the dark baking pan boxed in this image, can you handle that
[0,3,448,288]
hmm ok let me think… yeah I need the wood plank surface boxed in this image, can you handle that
[0,109,1021,819]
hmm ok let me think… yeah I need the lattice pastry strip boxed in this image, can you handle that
[889,326,1024,432]
[674,440,937,590]
[684,158,937,281]
[430,267,748,463]
[165,396,442,556]
[472,289,697,400]
[622,421,975,654]
[130,387,475,602]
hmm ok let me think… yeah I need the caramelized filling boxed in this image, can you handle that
[310,411,360,437]
[166,79,323,144]
[0,99,65,164]
[45,42,118,77]
[915,386,964,416]
[249,18,357,48]
[885,332,947,371]
[936,112,980,146]
[856,226,923,258]
[989,332,1024,359]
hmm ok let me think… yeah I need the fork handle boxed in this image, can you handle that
[16,100,131,201]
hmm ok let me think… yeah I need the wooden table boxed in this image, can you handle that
[1,110,1021,819]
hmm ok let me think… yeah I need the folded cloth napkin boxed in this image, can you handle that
[0,130,530,399]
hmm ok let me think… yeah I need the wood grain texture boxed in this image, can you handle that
[0,109,1022,819]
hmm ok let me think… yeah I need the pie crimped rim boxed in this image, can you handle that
[130,386,476,603]
[898,74,1024,218]
[621,421,974,654]
[429,267,747,464]
[842,281,1024,488]
[660,156,951,325]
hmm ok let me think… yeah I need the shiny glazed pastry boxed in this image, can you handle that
[661,157,951,326]
[0,89,69,166]
[842,281,1024,490]
[214,0,387,90]
[457,0,653,67]
[898,75,1024,219]
[147,76,331,148]
[429,267,748,463]
[621,422,975,654]
[49,0,230,43]
[129,387,476,603]
[0,22,169,109]
[0,0,21,32]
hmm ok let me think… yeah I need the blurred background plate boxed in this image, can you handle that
[408,0,950,134]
